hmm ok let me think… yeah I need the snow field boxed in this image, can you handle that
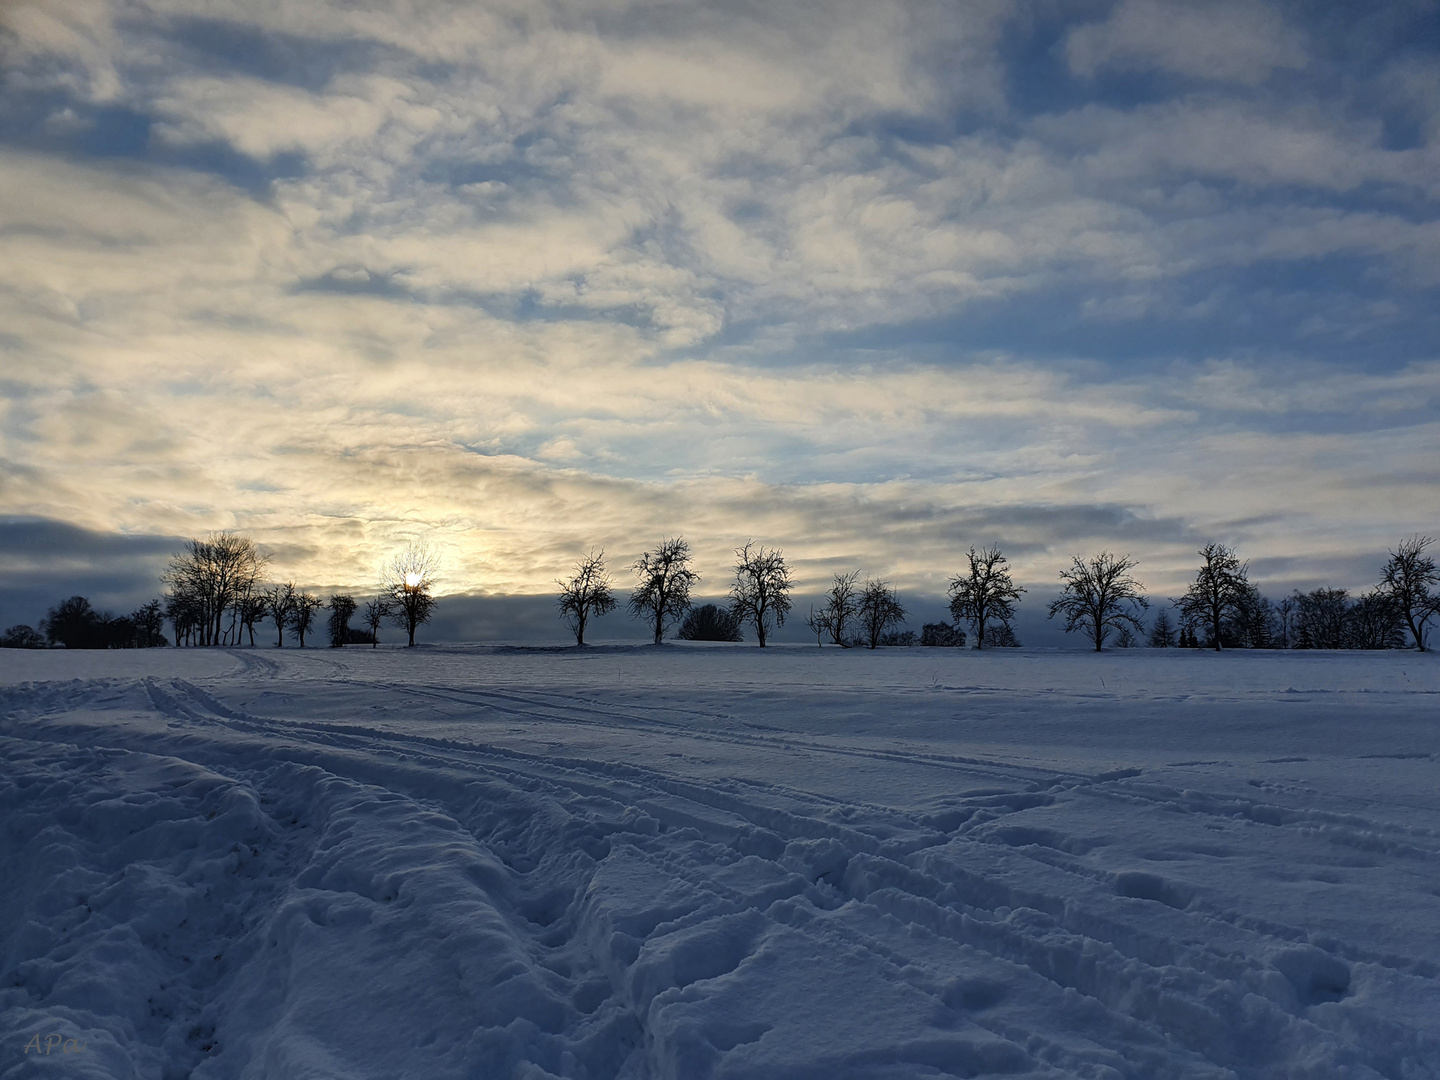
[1,645,1438,1078]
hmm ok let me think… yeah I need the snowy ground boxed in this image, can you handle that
[2,645,1438,1079]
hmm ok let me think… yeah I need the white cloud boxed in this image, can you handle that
[1043,101,1440,199]
[0,0,123,100]
[1066,0,1308,86]
[151,76,415,159]
[0,0,1435,599]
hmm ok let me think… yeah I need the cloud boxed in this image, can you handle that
[151,75,410,159]
[0,0,1436,618]
[1065,0,1308,86]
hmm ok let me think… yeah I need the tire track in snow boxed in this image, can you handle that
[140,684,1440,1071]
[5,670,1437,1078]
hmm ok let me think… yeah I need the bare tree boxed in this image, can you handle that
[989,623,1021,647]
[1274,595,1298,649]
[819,570,861,647]
[162,532,269,646]
[1224,582,1276,649]
[293,592,323,647]
[1348,589,1405,650]
[362,598,390,648]
[328,594,358,647]
[629,538,698,644]
[1173,543,1250,652]
[131,600,168,648]
[557,550,617,646]
[857,578,907,650]
[1048,552,1148,652]
[1292,588,1350,649]
[238,591,267,647]
[948,545,1025,649]
[385,543,440,647]
[729,541,792,647]
[804,605,830,646]
[0,624,45,649]
[263,582,297,648]
[1378,536,1439,651]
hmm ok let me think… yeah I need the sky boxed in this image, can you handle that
[1,0,1438,638]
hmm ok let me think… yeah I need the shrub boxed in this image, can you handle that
[678,604,743,642]
[0,624,45,649]
[878,630,917,647]
[920,621,966,647]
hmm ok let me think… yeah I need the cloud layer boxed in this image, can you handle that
[1,0,1437,618]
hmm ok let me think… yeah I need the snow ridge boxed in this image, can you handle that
[2,647,1438,1078]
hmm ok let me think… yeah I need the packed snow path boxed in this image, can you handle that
[2,646,1437,1079]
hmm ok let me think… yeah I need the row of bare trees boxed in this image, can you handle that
[160,536,439,648]
[14,530,1431,653]
[558,539,800,647]
[555,536,1440,652]
[557,539,992,650]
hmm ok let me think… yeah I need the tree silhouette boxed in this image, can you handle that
[363,598,390,648]
[804,605,830,646]
[1348,589,1405,649]
[328,595,358,647]
[948,545,1025,649]
[1173,543,1249,652]
[920,621,965,647]
[857,579,906,650]
[679,604,743,642]
[0,624,44,649]
[237,592,267,647]
[1048,552,1148,652]
[263,583,297,647]
[1147,609,1176,648]
[557,550,617,646]
[1274,595,1298,649]
[1227,583,1275,649]
[131,599,168,648]
[41,596,104,649]
[292,592,323,647]
[729,541,792,647]
[819,570,861,647]
[385,543,440,647]
[1378,536,1439,651]
[629,538,698,645]
[162,533,268,646]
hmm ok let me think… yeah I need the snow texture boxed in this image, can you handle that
[1,645,1437,1078]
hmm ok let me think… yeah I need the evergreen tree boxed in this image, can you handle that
[1147,609,1176,648]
